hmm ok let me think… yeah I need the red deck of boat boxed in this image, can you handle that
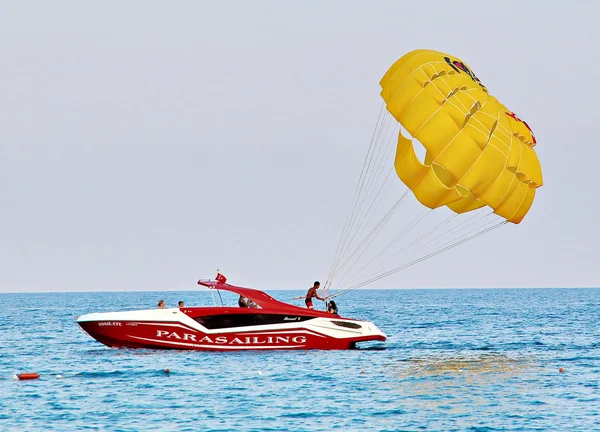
[196,280,343,319]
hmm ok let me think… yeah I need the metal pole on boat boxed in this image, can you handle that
[214,269,225,306]
[216,287,224,306]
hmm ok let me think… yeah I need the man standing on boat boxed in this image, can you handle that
[305,281,326,309]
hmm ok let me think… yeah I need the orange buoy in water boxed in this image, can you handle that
[164,369,170,374]
[18,373,40,380]
[559,368,564,373]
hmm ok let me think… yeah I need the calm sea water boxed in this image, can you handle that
[1,288,599,431]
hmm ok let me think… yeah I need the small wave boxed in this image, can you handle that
[279,412,318,419]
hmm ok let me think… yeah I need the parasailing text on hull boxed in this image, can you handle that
[156,330,308,346]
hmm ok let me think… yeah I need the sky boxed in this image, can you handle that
[1,1,598,293]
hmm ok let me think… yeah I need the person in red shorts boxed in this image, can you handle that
[305,281,326,309]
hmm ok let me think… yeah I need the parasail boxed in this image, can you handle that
[380,49,542,223]
[325,49,543,294]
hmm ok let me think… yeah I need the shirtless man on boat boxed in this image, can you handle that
[304,281,327,309]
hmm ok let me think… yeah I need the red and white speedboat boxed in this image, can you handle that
[77,279,387,351]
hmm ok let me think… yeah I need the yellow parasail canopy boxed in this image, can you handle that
[380,49,543,224]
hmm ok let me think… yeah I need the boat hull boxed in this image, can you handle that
[77,309,386,351]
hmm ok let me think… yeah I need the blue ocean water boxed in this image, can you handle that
[1,288,600,431]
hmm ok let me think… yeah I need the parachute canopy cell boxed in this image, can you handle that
[379,49,543,224]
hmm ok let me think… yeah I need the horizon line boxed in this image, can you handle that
[1,286,599,294]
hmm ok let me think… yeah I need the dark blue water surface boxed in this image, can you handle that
[2,288,600,431]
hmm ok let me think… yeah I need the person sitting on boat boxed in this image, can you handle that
[178,301,184,308]
[157,300,165,309]
[326,300,338,315]
[248,299,258,308]
[305,281,326,309]
[238,295,248,308]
